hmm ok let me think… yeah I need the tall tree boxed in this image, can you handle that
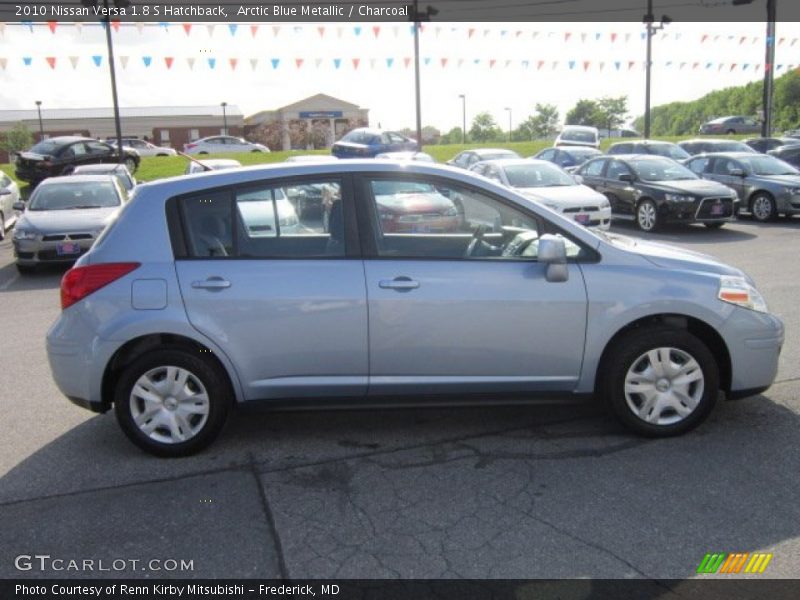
[565,99,600,127]
[469,112,501,142]
[595,96,629,136]
[0,122,33,157]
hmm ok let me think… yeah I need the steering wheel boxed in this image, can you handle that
[464,224,487,257]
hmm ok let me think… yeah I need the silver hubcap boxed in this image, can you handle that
[638,202,656,230]
[129,366,210,444]
[752,197,772,221]
[624,347,705,426]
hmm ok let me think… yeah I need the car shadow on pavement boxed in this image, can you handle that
[0,260,67,293]
[2,388,800,581]
[609,221,758,244]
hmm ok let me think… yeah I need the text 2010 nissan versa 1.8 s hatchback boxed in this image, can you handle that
[46,161,784,456]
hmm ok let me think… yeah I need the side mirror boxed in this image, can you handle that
[729,168,746,177]
[573,174,584,184]
[13,201,25,211]
[538,234,569,283]
[619,173,635,183]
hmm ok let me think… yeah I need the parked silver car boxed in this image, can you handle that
[71,163,136,192]
[684,152,800,221]
[46,161,783,456]
[699,116,761,135]
[0,168,21,240]
[12,175,127,273]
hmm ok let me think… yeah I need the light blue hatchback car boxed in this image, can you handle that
[46,161,784,456]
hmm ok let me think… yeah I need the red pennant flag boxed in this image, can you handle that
[372,26,380,38]
[779,37,785,45]
[440,58,448,67]
[610,32,617,42]
[628,61,635,70]
[583,61,590,71]
[272,25,280,36]
[701,34,709,43]
[403,57,411,68]
[352,58,360,69]
[565,32,571,42]
[317,26,325,37]
[693,62,699,70]
[537,60,545,70]
[250,25,259,37]
[182,24,192,35]
[165,57,174,69]
[295,58,304,68]
[229,58,238,70]
[46,56,56,69]
[489,59,496,68]
[730,63,737,71]
[111,21,120,32]
[740,36,746,44]
[47,21,57,34]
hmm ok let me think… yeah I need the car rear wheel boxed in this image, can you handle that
[124,157,137,173]
[0,212,5,240]
[750,193,776,222]
[114,349,231,457]
[636,199,659,232]
[726,129,736,135]
[604,327,718,437]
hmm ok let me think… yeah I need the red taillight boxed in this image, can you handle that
[60,263,140,310]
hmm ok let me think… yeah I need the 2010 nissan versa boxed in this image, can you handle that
[46,161,784,456]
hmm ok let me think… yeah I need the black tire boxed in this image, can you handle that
[726,129,736,135]
[16,263,36,274]
[198,151,209,155]
[636,199,659,232]
[124,157,138,174]
[604,327,719,437]
[114,349,232,457]
[251,149,262,153]
[749,192,776,222]
[0,212,5,240]
[704,222,725,229]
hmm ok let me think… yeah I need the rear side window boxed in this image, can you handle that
[176,178,346,259]
[582,159,606,177]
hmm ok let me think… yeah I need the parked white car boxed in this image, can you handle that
[183,136,269,155]
[184,159,243,175]
[555,125,600,149]
[109,138,177,157]
[0,168,21,240]
[470,158,611,230]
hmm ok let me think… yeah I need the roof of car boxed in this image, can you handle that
[37,174,119,185]
[34,136,96,146]
[686,152,759,158]
[469,148,519,156]
[680,138,746,144]
[610,139,675,146]
[473,158,549,168]
[560,125,598,131]
[613,154,677,162]
[72,164,128,173]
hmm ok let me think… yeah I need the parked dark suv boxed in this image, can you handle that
[576,155,739,232]
[15,137,140,185]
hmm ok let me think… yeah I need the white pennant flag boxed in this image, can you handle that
[69,56,79,69]
[369,58,376,69]
[315,58,323,68]
[119,55,128,69]
[74,22,82,35]
[186,57,195,70]
[207,24,215,36]
[337,26,344,38]
[249,58,258,70]
[0,23,5,36]
[135,22,144,34]
[0,58,7,70]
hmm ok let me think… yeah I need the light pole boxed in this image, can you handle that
[643,0,671,139]
[732,0,776,136]
[35,101,43,140]
[505,107,512,142]
[411,1,437,150]
[221,102,228,135]
[458,94,466,143]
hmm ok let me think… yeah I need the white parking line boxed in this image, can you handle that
[0,273,19,291]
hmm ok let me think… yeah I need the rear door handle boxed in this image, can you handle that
[379,277,420,291]
[191,277,231,290]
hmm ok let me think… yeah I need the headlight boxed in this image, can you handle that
[665,193,693,202]
[13,228,37,240]
[718,276,768,313]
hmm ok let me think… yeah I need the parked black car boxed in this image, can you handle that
[678,138,756,156]
[576,155,738,232]
[532,146,601,172]
[744,137,800,154]
[606,140,690,161]
[767,144,800,169]
[15,137,140,185]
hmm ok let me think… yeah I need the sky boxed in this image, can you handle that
[1,20,800,132]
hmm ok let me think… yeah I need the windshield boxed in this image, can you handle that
[567,148,601,162]
[740,155,798,176]
[373,181,435,195]
[504,163,575,188]
[29,140,62,155]
[29,182,120,211]
[560,130,596,143]
[715,142,752,152]
[630,158,697,181]
[649,145,690,160]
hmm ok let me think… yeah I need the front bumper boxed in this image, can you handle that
[775,192,800,215]
[721,308,784,397]
[660,197,739,224]
[560,206,612,230]
[14,236,95,265]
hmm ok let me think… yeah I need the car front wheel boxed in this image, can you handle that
[114,349,231,457]
[750,193,776,222]
[605,327,719,437]
[124,157,137,173]
[636,199,659,232]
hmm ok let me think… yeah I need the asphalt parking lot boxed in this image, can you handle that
[0,216,799,580]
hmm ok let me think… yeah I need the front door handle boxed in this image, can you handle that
[379,277,420,291]
[191,277,231,290]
